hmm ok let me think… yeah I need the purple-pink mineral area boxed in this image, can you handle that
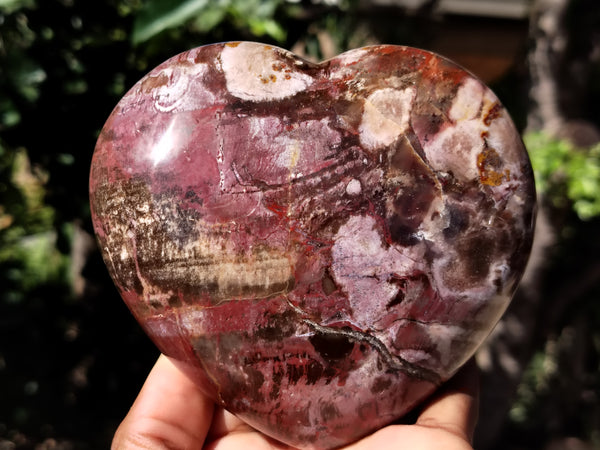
[89,42,536,449]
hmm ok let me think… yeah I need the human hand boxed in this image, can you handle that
[112,354,478,450]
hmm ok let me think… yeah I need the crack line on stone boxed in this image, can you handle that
[301,317,441,385]
[281,296,442,384]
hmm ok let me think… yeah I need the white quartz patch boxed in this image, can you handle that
[424,119,485,181]
[345,178,362,196]
[221,42,313,102]
[423,81,518,186]
[332,215,421,327]
[359,87,415,150]
[448,77,485,122]
[146,62,214,113]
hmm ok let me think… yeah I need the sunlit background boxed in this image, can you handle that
[1,0,599,448]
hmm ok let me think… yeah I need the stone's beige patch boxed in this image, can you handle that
[149,234,294,303]
[346,178,362,196]
[214,255,293,297]
[359,87,415,150]
[424,118,485,181]
[424,87,517,185]
[484,107,526,192]
[448,78,484,122]
[221,42,313,102]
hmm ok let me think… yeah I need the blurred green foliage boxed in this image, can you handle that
[509,305,600,447]
[526,132,600,220]
[0,147,68,304]
[132,0,288,45]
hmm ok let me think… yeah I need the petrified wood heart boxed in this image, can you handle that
[90,42,536,449]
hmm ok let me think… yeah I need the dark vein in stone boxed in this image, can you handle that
[301,318,441,385]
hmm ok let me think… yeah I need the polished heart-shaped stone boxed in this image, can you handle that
[90,42,536,449]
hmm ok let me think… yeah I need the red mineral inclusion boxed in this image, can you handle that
[89,42,536,449]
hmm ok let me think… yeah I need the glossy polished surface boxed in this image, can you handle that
[90,42,536,449]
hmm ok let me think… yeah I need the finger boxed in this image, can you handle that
[206,407,254,441]
[204,409,294,450]
[112,354,215,450]
[416,358,480,443]
[345,423,472,450]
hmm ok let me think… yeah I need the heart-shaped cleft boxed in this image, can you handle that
[89,42,536,449]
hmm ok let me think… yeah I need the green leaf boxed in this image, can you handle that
[228,0,286,42]
[248,17,286,42]
[0,0,34,13]
[192,4,228,33]
[231,0,280,19]
[132,0,210,45]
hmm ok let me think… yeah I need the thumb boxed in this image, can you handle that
[112,354,215,450]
